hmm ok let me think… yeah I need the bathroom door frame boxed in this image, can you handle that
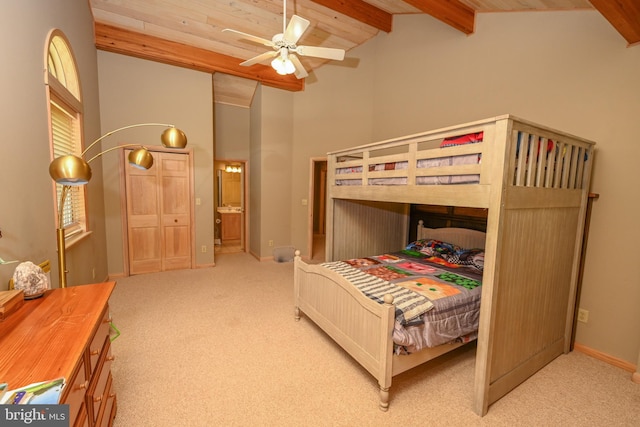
[216,159,248,253]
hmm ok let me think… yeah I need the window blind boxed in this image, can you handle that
[51,101,86,236]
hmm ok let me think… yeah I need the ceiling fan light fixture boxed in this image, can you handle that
[271,56,295,75]
[223,0,345,80]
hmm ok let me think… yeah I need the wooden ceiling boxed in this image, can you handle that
[90,0,640,107]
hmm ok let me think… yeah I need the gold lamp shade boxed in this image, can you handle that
[128,147,154,170]
[161,127,187,148]
[49,155,92,185]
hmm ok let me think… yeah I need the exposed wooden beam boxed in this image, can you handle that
[402,0,475,35]
[310,0,393,33]
[93,22,304,92]
[589,0,640,46]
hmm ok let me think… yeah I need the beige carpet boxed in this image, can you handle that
[109,253,639,426]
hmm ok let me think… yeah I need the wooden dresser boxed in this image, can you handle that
[0,282,117,427]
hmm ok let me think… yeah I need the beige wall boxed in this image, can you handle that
[96,52,214,272]
[215,103,250,160]
[290,11,640,364]
[216,87,296,259]
[0,0,105,287]
[289,41,378,255]
[249,87,263,256]
[250,86,294,258]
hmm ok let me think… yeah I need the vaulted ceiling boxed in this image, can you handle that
[90,0,640,107]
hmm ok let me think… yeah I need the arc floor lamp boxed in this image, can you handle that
[48,123,188,288]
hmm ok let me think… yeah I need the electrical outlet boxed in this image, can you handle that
[201,245,207,253]
[268,240,274,247]
[577,308,589,323]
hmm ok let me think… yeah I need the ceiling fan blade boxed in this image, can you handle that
[222,28,274,47]
[283,15,310,44]
[295,45,345,61]
[240,51,278,67]
[289,54,308,79]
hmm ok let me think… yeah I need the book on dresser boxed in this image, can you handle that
[0,378,66,405]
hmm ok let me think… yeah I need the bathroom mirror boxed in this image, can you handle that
[217,169,242,208]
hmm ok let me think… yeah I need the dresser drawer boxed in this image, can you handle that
[108,394,117,427]
[65,356,88,427]
[96,374,116,427]
[88,336,115,425]
[89,307,111,374]
[73,404,89,427]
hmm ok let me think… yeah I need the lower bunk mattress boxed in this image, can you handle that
[321,240,484,354]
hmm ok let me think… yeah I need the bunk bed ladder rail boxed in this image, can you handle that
[510,127,594,190]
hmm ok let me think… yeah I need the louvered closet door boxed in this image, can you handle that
[125,150,192,275]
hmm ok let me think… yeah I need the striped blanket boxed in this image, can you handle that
[321,261,434,325]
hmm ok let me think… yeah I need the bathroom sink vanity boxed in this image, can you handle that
[217,207,241,241]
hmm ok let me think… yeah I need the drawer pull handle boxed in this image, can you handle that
[90,349,99,356]
[93,395,103,403]
[107,355,116,362]
[75,381,89,391]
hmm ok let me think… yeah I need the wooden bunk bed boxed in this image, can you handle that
[293,114,596,415]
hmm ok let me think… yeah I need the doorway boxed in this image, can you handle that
[215,160,247,255]
[308,158,327,262]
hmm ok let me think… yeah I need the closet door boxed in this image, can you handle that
[159,152,191,271]
[125,150,192,275]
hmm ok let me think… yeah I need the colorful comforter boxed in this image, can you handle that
[323,240,484,352]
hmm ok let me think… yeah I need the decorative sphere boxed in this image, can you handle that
[128,148,154,170]
[161,128,187,148]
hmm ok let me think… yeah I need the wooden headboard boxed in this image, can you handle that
[416,221,486,249]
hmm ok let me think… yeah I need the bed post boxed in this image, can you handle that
[379,387,390,412]
[378,293,395,411]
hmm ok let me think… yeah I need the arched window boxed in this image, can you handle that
[44,30,87,241]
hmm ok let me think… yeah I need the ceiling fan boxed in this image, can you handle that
[222,0,345,79]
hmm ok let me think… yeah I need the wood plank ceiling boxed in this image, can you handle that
[90,0,640,108]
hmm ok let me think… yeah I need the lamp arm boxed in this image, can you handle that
[81,123,175,157]
[85,143,143,165]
